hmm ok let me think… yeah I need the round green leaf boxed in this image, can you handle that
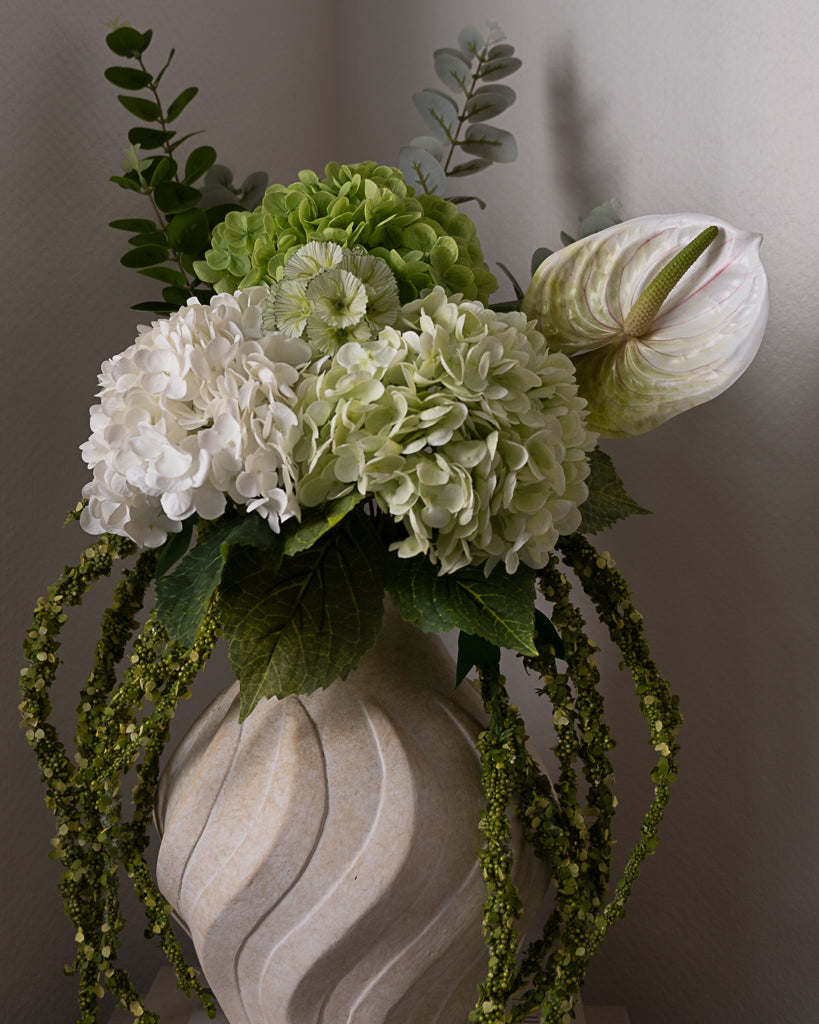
[105,26,149,58]
[154,180,203,214]
[479,56,523,82]
[184,145,217,184]
[149,156,177,186]
[462,123,518,163]
[458,25,485,62]
[465,84,516,123]
[434,48,472,94]
[166,208,209,256]
[104,66,153,90]
[487,43,515,61]
[412,88,459,143]
[120,245,169,268]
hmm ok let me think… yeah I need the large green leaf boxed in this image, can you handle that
[578,447,651,534]
[456,631,501,687]
[155,515,277,647]
[387,554,537,656]
[219,513,386,720]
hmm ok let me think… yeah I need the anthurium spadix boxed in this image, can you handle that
[521,214,769,437]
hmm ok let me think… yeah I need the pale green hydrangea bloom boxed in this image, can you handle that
[293,286,597,573]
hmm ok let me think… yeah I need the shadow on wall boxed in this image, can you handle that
[544,40,622,221]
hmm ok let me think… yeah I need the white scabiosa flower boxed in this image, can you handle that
[80,287,310,547]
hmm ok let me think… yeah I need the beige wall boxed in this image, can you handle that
[3,1,817,1022]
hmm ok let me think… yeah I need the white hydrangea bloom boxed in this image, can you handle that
[80,287,310,547]
[292,286,597,573]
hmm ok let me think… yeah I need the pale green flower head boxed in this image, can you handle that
[292,287,596,574]
[522,214,769,437]
[195,162,497,302]
[260,240,402,354]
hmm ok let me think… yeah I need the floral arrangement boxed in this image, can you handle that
[19,21,768,1024]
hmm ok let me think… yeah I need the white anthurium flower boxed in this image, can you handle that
[521,214,769,437]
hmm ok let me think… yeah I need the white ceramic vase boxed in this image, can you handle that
[154,606,548,1024]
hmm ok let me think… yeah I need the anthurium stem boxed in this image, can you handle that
[623,225,719,338]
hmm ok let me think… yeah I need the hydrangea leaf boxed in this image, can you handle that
[219,513,386,719]
[578,448,651,534]
[155,515,277,647]
[387,554,537,656]
[456,631,501,687]
[534,607,565,659]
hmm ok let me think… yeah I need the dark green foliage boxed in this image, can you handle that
[579,447,651,534]
[104,27,267,313]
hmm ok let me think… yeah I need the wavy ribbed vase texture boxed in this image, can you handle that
[155,609,548,1024]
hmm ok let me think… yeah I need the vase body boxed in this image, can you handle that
[155,608,548,1024]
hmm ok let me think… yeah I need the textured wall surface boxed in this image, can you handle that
[2,1,817,1023]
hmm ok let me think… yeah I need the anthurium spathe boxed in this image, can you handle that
[521,214,769,437]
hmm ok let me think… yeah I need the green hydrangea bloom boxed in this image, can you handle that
[194,162,497,303]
